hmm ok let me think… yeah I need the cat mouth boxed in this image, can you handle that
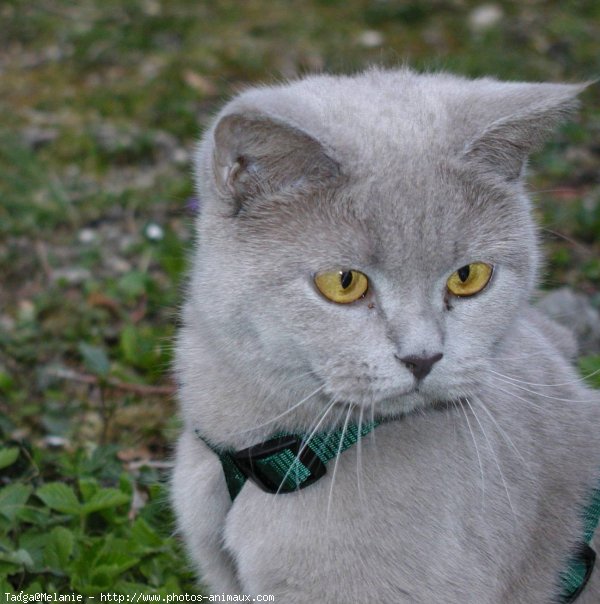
[330,385,425,414]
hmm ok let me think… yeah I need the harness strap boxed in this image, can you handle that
[559,487,600,602]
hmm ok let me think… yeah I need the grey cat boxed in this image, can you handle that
[171,68,600,603]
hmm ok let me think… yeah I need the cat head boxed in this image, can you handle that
[184,69,585,429]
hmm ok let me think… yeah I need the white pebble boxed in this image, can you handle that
[358,30,384,48]
[78,228,97,244]
[145,223,164,241]
[469,4,503,31]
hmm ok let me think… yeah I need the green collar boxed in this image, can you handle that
[560,487,600,603]
[196,423,599,603]
[195,419,380,500]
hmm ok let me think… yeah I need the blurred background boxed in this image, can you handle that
[1,0,599,596]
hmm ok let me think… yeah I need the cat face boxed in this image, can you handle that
[185,69,583,426]
[194,165,533,418]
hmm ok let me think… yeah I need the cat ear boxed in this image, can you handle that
[212,112,340,213]
[462,82,589,181]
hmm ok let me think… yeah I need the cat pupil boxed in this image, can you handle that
[340,271,353,289]
[458,265,470,282]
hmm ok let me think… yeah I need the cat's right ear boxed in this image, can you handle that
[212,113,340,214]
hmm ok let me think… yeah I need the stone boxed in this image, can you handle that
[536,287,600,355]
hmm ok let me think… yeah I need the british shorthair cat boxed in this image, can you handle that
[172,68,600,603]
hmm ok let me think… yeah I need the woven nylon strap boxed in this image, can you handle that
[196,420,379,501]
[559,487,600,602]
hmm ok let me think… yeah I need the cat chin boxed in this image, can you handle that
[347,389,433,419]
[357,386,466,420]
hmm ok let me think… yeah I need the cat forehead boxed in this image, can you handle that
[224,70,460,169]
[236,173,528,277]
[343,176,527,270]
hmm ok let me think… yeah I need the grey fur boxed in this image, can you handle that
[172,68,600,603]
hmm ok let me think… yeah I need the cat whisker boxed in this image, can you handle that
[457,398,485,509]
[356,405,366,507]
[540,227,591,252]
[470,395,527,467]
[450,400,459,444]
[486,374,597,404]
[487,353,554,363]
[532,187,577,194]
[234,383,326,435]
[327,403,354,521]
[369,400,377,450]
[275,368,320,388]
[464,398,516,522]
[478,350,555,362]
[479,379,545,410]
[487,367,600,389]
[272,397,341,498]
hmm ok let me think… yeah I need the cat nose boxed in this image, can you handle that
[396,352,443,381]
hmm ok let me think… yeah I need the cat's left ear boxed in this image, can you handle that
[463,82,590,181]
[212,112,341,214]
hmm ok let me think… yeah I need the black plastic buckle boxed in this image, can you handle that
[231,435,327,494]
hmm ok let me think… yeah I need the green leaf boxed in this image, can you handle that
[0,447,19,469]
[0,368,14,393]
[119,324,138,365]
[0,558,22,576]
[81,488,129,515]
[117,271,148,300]
[118,472,134,497]
[72,537,141,592]
[76,445,122,481]
[579,355,600,389]
[92,562,138,582]
[23,582,45,595]
[44,526,74,570]
[78,342,110,377]
[78,477,99,502]
[140,555,169,586]
[117,582,161,595]
[119,324,157,369]
[70,539,104,594]
[16,505,51,526]
[0,548,34,571]
[19,529,51,573]
[130,517,163,554]
[156,229,186,280]
[36,483,81,515]
[0,483,33,522]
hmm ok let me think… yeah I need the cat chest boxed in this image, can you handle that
[221,419,546,601]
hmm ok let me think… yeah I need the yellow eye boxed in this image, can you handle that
[314,270,369,304]
[446,262,493,297]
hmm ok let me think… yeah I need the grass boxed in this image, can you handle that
[1,0,599,596]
